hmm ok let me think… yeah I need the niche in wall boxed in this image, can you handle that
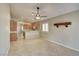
[32,22,40,30]
[54,22,72,28]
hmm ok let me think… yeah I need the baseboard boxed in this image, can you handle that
[0,46,10,56]
[6,44,10,56]
[46,39,79,52]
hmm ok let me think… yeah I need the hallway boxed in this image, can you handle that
[8,38,79,56]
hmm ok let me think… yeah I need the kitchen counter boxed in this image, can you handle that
[25,30,40,39]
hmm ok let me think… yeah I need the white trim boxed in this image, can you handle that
[6,44,10,56]
[46,39,79,52]
[10,31,17,33]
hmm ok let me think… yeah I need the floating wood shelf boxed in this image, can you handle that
[54,22,71,28]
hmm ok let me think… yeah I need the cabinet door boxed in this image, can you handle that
[10,33,17,41]
[10,20,17,41]
[10,20,17,31]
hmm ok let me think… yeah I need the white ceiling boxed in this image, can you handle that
[10,3,79,22]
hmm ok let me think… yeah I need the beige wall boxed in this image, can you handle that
[0,4,10,55]
[40,10,79,51]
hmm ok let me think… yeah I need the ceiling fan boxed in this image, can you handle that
[32,7,47,20]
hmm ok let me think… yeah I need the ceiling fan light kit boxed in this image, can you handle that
[32,7,47,20]
[35,14,41,19]
[35,16,40,19]
[35,7,40,19]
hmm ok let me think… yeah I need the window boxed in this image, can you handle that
[42,23,48,32]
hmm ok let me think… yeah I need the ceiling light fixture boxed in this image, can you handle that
[35,14,40,19]
[32,7,47,20]
[35,7,41,20]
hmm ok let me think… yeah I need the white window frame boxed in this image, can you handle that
[42,23,48,32]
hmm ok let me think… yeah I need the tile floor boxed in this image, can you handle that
[8,38,79,56]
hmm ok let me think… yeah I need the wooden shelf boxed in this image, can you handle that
[54,22,71,28]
